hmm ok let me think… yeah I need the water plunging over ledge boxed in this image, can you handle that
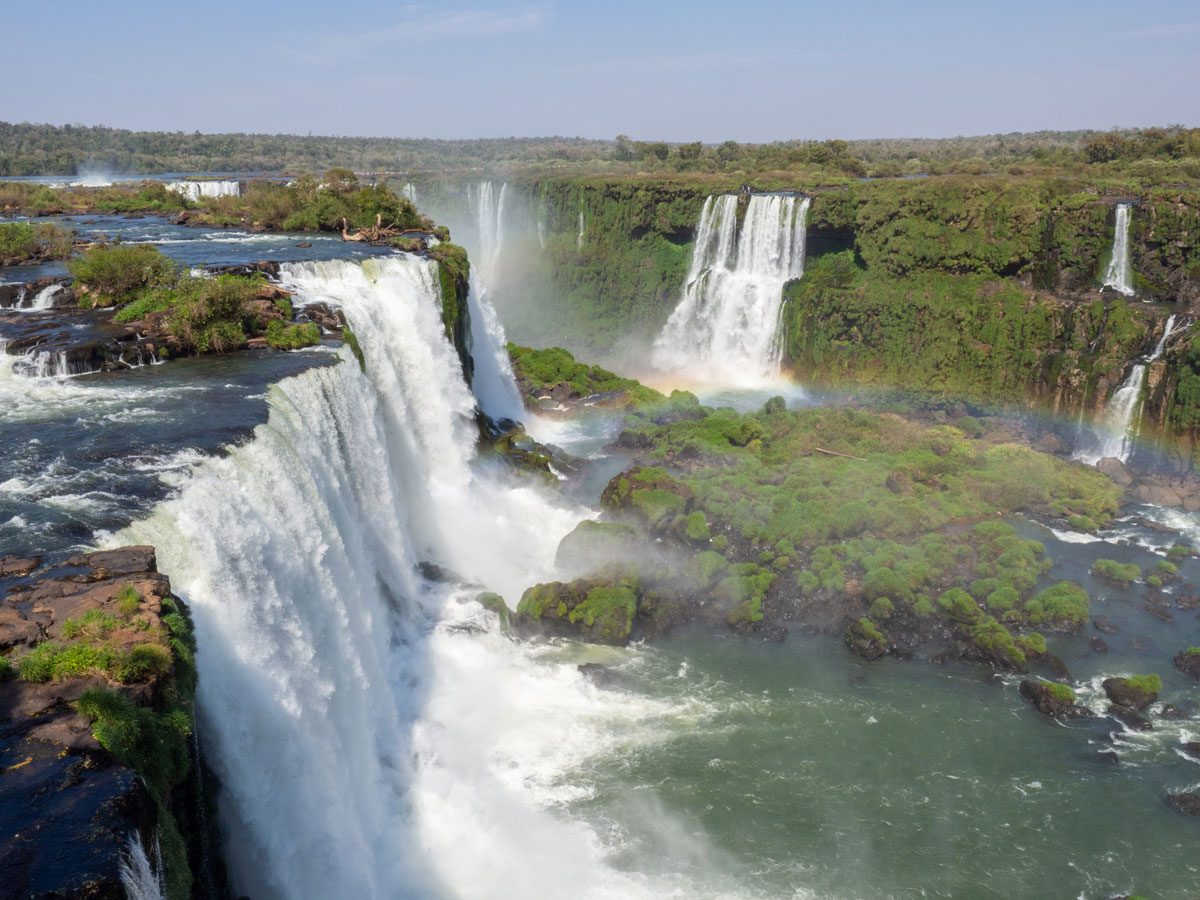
[1101,202,1135,296]
[651,194,810,384]
[1074,313,1178,464]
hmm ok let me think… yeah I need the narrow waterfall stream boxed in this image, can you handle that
[1075,313,1178,464]
[1102,202,1135,296]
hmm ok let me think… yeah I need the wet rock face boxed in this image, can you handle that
[1166,791,1200,816]
[0,547,174,900]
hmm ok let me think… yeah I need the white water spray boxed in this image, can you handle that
[1075,314,1179,464]
[120,832,164,900]
[577,210,584,251]
[1102,203,1135,296]
[120,255,722,900]
[652,194,810,384]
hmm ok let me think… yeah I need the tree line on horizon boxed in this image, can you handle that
[1,121,1198,181]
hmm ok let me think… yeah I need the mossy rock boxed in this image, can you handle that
[555,520,641,573]
[1103,674,1161,710]
[475,591,510,628]
[845,617,888,660]
[515,577,638,645]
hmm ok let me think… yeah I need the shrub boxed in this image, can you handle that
[0,656,13,681]
[116,584,142,618]
[117,644,172,683]
[868,597,894,620]
[61,608,117,641]
[1027,582,1089,626]
[1017,632,1047,656]
[19,642,116,682]
[265,319,321,350]
[937,588,981,623]
[985,584,1019,611]
[69,243,175,305]
[1091,558,1140,584]
[1155,559,1178,575]
[167,274,260,353]
[684,511,711,541]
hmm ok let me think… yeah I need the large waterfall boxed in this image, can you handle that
[1101,203,1135,296]
[1074,314,1178,464]
[116,255,700,900]
[651,194,810,384]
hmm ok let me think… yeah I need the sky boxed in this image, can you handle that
[3,0,1198,142]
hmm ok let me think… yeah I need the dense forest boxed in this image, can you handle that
[2,121,1199,181]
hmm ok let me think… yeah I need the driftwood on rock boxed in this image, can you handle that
[814,447,868,462]
[340,215,427,245]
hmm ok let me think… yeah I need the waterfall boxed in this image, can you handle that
[576,211,584,251]
[119,255,668,900]
[119,832,164,900]
[537,218,546,250]
[3,283,64,311]
[402,182,418,206]
[652,194,810,384]
[462,181,524,423]
[1102,203,1135,296]
[1075,314,1178,464]
[167,181,241,202]
[468,181,508,282]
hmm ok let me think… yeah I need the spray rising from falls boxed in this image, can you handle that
[1102,203,1135,296]
[116,255,719,900]
[652,194,810,384]
[1075,314,1179,464]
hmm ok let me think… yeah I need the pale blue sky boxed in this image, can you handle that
[4,0,1197,140]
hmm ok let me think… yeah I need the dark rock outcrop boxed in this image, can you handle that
[1019,679,1092,718]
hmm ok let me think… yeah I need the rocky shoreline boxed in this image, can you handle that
[0,547,213,899]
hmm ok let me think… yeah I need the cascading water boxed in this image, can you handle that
[462,181,524,423]
[1102,203,1135,296]
[3,282,64,310]
[652,194,810,384]
[119,833,164,900]
[576,210,584,251]
[402,182,418,206]
[117,255,717,900]
[167,181,241,202]
[1075,314,1178,464]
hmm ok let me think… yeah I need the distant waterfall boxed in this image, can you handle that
[401,182,418,206]
[652,194,810,383]
[576,211,584,251]
[463,181,524,423]
[1102,203,1135,296]
[167,180,241,202]
[1075,314,1178,464]
[468,181,508,282]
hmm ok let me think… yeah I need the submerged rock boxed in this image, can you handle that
[1166,792,1200,816]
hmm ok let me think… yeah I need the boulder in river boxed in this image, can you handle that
[1103,675,1161,710]
[1019,680,1091,718]
[1174,647,1200,681]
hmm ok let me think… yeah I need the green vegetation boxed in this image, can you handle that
[507,343,667,409]
[0,220,73,262]
[520,392,1114,658]
[1045,682,1077,704]
[427,243,469,342]
[1122,674,1163,695]
[784,250,1150,404]
[1091,558,1141,584]
[70,243,322,357]
[116,583,142,617]
[69,242,175,306]
[342,327,366,372]
[0,656,12,681]
[265,320,321,350]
